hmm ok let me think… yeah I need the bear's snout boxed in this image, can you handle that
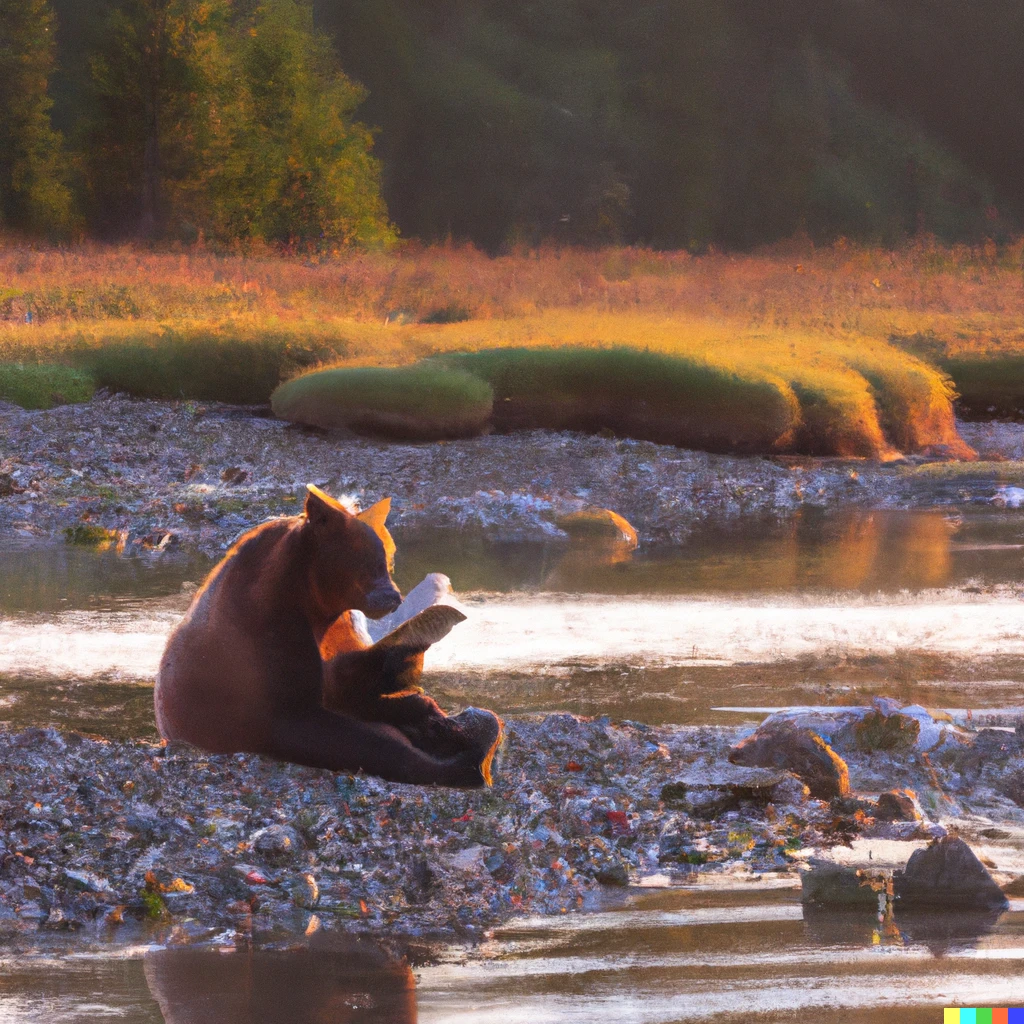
[362,584,403,619]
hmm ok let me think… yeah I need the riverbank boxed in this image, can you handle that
[2,395,1024,557]
[0,707,1021,947]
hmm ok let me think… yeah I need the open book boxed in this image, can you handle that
[351,571,467,654]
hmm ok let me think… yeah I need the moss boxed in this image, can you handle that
[63,524,119,547]
[0,363,94,410]
[139,889,167,919]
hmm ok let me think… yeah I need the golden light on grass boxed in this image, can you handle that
[0,238,1021,454]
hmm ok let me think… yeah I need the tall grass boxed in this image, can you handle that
[1,237,1020,451]
[438,347,799,452]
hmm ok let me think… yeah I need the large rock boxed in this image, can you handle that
[660,764,808,818]
[894,836,1009,911]
[874,788,923,822]
[728,720,850,800]
[800,860,879,910]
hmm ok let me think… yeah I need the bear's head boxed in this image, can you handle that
[303,485,402,620]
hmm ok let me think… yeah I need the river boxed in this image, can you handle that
[1,507,1024,1019]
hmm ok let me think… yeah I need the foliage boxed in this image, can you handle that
[317,0,1009,249]
[0,362,93,409]
[271,363,494,438]
[0,0,76,235]
[185,0,394,245]
[62,0,392,244]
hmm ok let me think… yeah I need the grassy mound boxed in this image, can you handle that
[271,364,494,439]
[0,364,95,410]
[437,347,800,453]
[940,357,1024,418]
[76,329,340,405]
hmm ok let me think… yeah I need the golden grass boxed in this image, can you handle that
[1,237,1021,453]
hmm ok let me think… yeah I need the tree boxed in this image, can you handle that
[0,0,75,234]
[195,0,394,245]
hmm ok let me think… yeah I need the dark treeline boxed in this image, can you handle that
[1,0,1021,249]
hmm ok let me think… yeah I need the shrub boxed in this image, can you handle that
[436,347,800,453]
[271,363,494,439]
[0,363,94,409]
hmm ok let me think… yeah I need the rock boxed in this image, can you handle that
[660,764,805,817]
[283,873,319,909]
[851,708,920,751]
[874,788,923,822]
[800,860,879,909]
[63,869,113,893]
[894,836,1009,911]
[594,862,629,886]
[728,720,850,800]
[447,845,490,872]
[249,825,303,865]
[220,467,248,485]
[554,508,638,548]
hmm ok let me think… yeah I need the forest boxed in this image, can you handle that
[2,0,1023,251]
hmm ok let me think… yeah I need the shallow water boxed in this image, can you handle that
[2,886,1024,1022]
[3,508,1024,1020]
[3,509,1024,734]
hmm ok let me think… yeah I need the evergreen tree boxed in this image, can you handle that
[193,0,394,246]
[0,0,75,235]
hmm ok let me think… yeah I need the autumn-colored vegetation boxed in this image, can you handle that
[1,239,1023,456]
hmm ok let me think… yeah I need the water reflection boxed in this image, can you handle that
[2,510,1024,614]
[144,936,417,1024]
[802,906,1005,955]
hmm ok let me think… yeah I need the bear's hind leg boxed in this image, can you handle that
[266,708,485,787]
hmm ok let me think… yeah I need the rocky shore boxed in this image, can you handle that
[1,701,1021,948]
[2,395,1024,556]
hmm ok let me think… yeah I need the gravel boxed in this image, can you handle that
[3,395,1024,556]
[1,710,1019,948]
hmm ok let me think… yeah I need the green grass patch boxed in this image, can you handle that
[437,347,800,453]
[0,363,95,409]
[940,356,1024,418]
[73,328,340,404]
[271,363,494,439]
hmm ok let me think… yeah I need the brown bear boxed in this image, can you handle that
[154,486,500,787]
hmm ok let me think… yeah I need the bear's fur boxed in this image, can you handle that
[155,486,498,787]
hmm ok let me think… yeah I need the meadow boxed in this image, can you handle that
[1,239,1022,457]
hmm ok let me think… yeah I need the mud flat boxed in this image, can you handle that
[3,396,1024,555]
[0,704,1022,948]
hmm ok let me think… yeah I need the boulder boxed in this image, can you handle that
[729,720,850,800]
[660,764,808,818]
[894,836,1008,911]
[874,788,923,822]
[800,860,879,910]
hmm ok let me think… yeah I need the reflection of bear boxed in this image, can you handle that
[144,936,417,1024]
[155,486,494,786]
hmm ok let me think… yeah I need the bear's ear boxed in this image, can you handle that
[304,485,351,527]
[357,497,396,570]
